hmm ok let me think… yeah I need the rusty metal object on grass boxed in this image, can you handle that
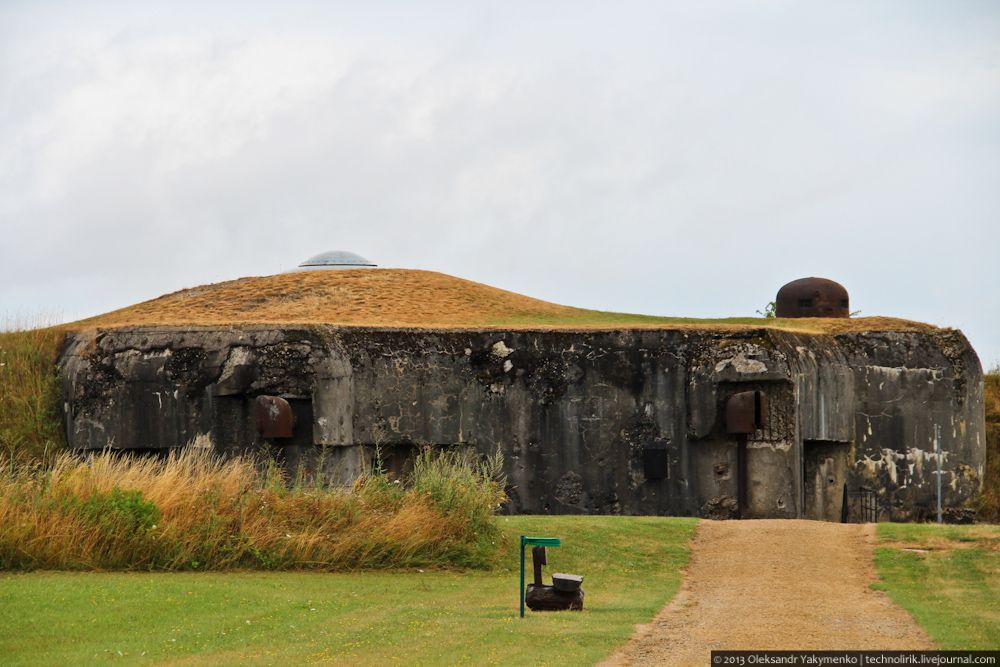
[525,583,585,611]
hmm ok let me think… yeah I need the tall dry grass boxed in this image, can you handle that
[0,447,507,571]
[977,370,1000,522]
[0,319,66,463]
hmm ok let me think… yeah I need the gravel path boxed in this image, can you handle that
[601,520,932,666]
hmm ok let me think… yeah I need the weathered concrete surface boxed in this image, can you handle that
[58,325,985,520]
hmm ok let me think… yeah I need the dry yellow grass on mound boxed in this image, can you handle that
[72,268,935,334]
[77,269,587,329]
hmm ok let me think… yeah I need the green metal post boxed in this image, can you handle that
[519,535,526,618]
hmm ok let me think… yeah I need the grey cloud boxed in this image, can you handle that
[1,1,998,366]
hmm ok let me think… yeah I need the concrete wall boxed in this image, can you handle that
[58,325,985,521]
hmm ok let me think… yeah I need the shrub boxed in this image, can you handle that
[68,487,161,533]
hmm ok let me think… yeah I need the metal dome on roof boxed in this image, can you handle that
[775,277,849,318]
[295,250,377,270]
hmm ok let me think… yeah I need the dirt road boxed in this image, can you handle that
[602,520,932,666]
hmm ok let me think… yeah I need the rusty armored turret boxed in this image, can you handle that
[775,277,849,318]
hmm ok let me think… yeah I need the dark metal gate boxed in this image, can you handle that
[840,484,879,523]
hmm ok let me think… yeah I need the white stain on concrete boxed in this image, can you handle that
[857,447,949,486]
[715,352,767,374]
[491,341,513,358]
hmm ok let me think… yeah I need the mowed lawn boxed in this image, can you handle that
[0,516,696,666]
[873,523,1000,649]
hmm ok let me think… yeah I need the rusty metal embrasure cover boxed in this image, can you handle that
[725,390,768,434]
[254,395,295,438]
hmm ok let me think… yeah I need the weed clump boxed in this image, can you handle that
[0,447,507,571]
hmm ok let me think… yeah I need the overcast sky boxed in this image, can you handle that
[1,1,998,367]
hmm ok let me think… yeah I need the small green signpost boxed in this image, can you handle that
[519,535,561,618]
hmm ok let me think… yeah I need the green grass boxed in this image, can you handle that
[873,523,1000,649]
[490,311,829,329]
[0,515,695,666]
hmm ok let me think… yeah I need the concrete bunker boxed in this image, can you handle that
[57,271,986,522]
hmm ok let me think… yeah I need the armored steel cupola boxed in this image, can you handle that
[293,250,376,271]
[775,277,849,318]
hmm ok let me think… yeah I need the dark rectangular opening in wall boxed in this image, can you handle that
[282,398,314,449]
[377,444,419,480]
[267,398,315,477]
[211,395,314,455]
[642,442,668,479]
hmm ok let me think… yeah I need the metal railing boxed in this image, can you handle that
[840,484,879,523]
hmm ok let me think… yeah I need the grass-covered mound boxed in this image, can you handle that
[75,268,930,333]
[0,448,506,571]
